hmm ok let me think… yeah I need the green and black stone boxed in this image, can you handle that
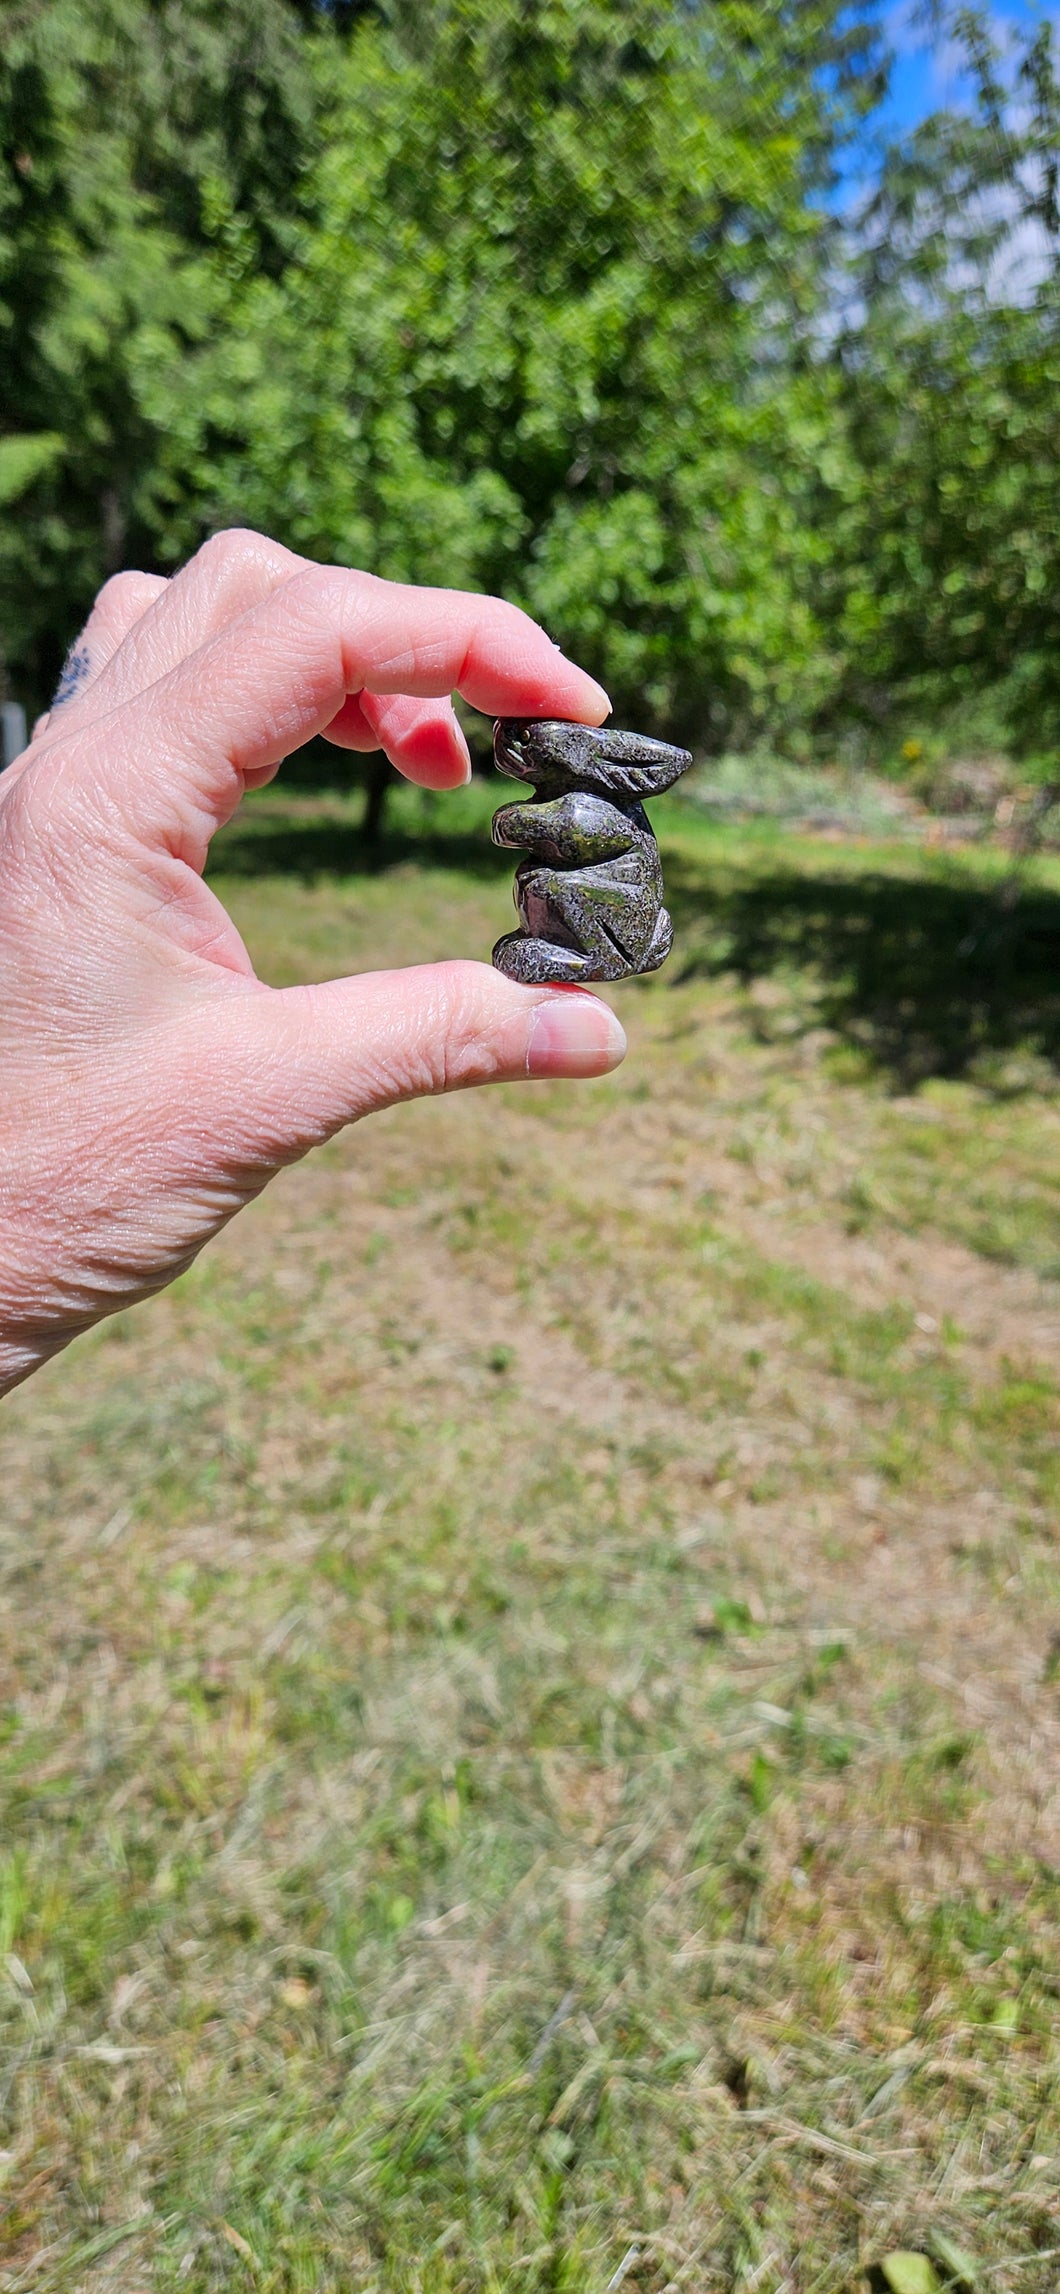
[491,718,693,984]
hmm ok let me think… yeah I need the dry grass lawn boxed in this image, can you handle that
[1,780,1059,2293]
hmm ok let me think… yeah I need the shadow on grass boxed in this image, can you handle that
[665,851,1060,1088]
[210,790,1060,1090]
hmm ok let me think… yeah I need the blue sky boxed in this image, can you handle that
[830,1,1059,208]
[882,0,1059,137]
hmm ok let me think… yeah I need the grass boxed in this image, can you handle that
[1,774,1059,2293]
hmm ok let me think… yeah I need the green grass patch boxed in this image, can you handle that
[1,794,1058,2290]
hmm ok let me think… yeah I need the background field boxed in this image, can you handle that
[1,786,1058,2293]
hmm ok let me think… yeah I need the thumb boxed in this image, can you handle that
[207,962,627,1159]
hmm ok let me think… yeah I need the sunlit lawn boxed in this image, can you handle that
[1,778,1059,2293]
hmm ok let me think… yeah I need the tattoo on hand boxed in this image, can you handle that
[52,645,91,708]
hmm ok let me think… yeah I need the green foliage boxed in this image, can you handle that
[3,0,1060,777]
[143,0,880,737]
[1,0,884,735]
[0,0,322,695]
[834,3,1060,775]
[836,296,1060,766]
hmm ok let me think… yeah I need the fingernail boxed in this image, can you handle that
[527,992,627,1078]
[579,673,611,720]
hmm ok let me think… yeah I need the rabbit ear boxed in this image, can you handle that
[494,717,692,799]
[582,728,693,799]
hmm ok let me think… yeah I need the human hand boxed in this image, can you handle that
[0,530,625,1395]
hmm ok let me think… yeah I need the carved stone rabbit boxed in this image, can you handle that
[491,717,692,985]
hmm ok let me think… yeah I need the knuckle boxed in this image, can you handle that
[200,527,290,576]
[277,561,350,644]
[292,559,367,609]
[284,559,337,608]
[197,527,255,575]
[94,568,150,614]
[193,529,305,622]
[427,964,502,1094]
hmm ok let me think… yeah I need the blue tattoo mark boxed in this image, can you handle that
[52,644,91,708]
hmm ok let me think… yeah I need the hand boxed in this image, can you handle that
[0,530,625,1395]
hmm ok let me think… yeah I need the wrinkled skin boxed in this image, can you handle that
[491,718,692,985]
[0,538,627,1397]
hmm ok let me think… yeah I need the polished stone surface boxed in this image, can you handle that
[491,718,693,984]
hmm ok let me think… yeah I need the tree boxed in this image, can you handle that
[0,0,325,704]
[140,0,883,743]
[833,4,1060,786]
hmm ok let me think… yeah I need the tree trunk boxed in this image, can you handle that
[362,753,391,846]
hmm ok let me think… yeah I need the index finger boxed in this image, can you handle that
[82,566,611,855]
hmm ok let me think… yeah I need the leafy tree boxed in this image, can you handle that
[142,0,883,742]
[0,0,325,703]
[833,4,1060,790]
[8,0,1059,813]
